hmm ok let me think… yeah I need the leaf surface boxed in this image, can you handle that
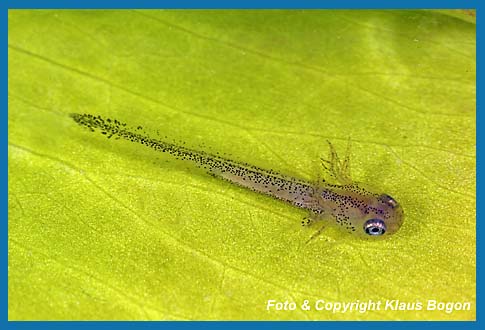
[8,10,476,320]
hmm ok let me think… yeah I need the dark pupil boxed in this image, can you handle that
[371,227,379,233]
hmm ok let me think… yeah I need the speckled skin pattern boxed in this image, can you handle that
[71,113,404,239]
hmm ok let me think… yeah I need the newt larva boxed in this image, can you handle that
[70,113,404,240]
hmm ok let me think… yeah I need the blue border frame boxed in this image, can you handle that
[2,0,481,9]
[5,0,479,329]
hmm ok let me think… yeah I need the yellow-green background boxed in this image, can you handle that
[8,10,476,320]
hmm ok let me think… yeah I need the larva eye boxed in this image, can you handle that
[380,194,399,208]
[363,219,387,236]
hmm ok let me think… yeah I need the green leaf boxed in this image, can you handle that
[8,10,475,320]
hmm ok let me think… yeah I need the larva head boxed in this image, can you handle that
[359,193,404,238]
[321,184,404,239]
